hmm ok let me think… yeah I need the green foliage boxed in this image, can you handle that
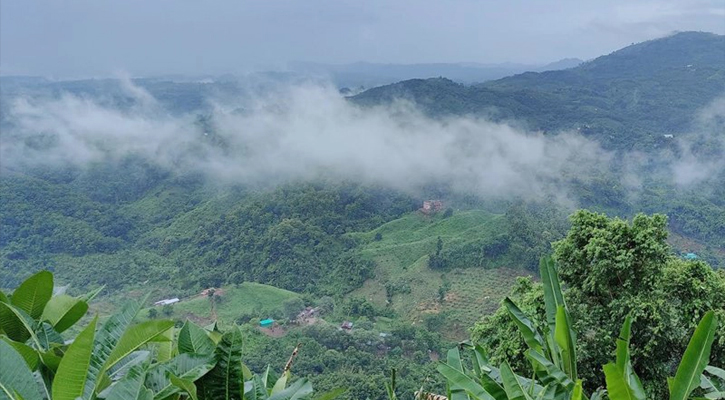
[474,212,725,398]
[0,272,334,400]
[435,256,721,400]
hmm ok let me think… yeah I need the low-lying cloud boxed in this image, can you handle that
[1,81,723,206]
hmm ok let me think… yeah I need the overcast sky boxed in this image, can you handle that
[1,0,723,78]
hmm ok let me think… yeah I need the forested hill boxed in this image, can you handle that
[351,31,725,151]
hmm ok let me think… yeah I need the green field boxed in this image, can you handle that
[349,210,528,338]
[147,281,300,327]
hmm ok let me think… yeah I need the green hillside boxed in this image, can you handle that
[352,31,725,150]
[147,282,300,327]
[347,210,528,338]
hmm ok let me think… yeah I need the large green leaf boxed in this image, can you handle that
[198,327,244,400]
[41,295,88,333]
[107,350,150,381]
[52,316,98,400]
[603,363,644,400]
[554,306,577,381]
[615,315,632,372]
[503,298,545,354]
[0,337,39,370]
[499,362,533,400]
[178,320,215,355]
[105,362,153,400]
[35,321,64,351]
[148,353,215,399]
[613,316,645,398]
[154,326,175,363]
[104,320,174,373]
[250,374,269,400]
[10,271,53,319]
[540,257,565,331]
[437,362,495,400]
[0,339,44,400]
[446,347,469,400]
[170,373,199,400]
[670,311,718,400]
[86,298,147,397]
[0,302,38,346]
[272,370,291,396]
[525,350,574,391]
[267,378,313,400]
[570,380,583,400]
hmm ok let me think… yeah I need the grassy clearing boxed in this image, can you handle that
[349,210,528,339]
[146,282,300,328]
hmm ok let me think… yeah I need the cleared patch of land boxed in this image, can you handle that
[349,210,528,339]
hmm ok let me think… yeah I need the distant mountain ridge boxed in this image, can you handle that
[288,58,584,87]
[351,31,725,150]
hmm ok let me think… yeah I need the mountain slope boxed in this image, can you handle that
[351,31,725,150]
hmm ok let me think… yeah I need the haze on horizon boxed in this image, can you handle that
[1,0,724,78]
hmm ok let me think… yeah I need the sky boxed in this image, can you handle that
[1,0,724,78]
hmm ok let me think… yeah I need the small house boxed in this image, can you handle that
[421,200,444,215]
[684,253,698,260]
[260,319,275,328]
[153,298,180,306]
[341,321,354,330]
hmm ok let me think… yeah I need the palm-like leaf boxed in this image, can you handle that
[0,339,44,400]
[10,271,53,320]
[86,298,146,397]
[178,320,215,355]
[146,353,215,399]
[198,326,244,400]
[503,298,545,355]
[603,363,645,400]
[40,294,88,333]
[52,316,98,400]
[500,362,533,400]
[670,311,718,400]
[0,302,40,346]
[437,362,495,400]
[267,378,313,400]
[105,362,153,400]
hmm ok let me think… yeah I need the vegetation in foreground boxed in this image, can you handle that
[2,211,724,400]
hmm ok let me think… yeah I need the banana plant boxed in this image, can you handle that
[0,271,336,400]
[434,256,721,400]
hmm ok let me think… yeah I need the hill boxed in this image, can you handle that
[351,31,725,150]
[147,282,300,327]
[288,58,583,87]
[347,210,529,338]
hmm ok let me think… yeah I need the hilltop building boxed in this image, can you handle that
[421,200,443,215]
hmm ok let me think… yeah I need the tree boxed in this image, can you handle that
[283,297,306,321]
[473,211,725,398]
[317,296,335,315]
[161,303,174,317]
[435,256,721,400]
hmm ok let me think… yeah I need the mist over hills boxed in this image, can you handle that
[1,30,724,294]
[352,31,725,150]
[1,29,724,400]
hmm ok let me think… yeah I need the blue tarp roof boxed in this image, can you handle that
[260,319,274,326]
[684,253,698,259]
